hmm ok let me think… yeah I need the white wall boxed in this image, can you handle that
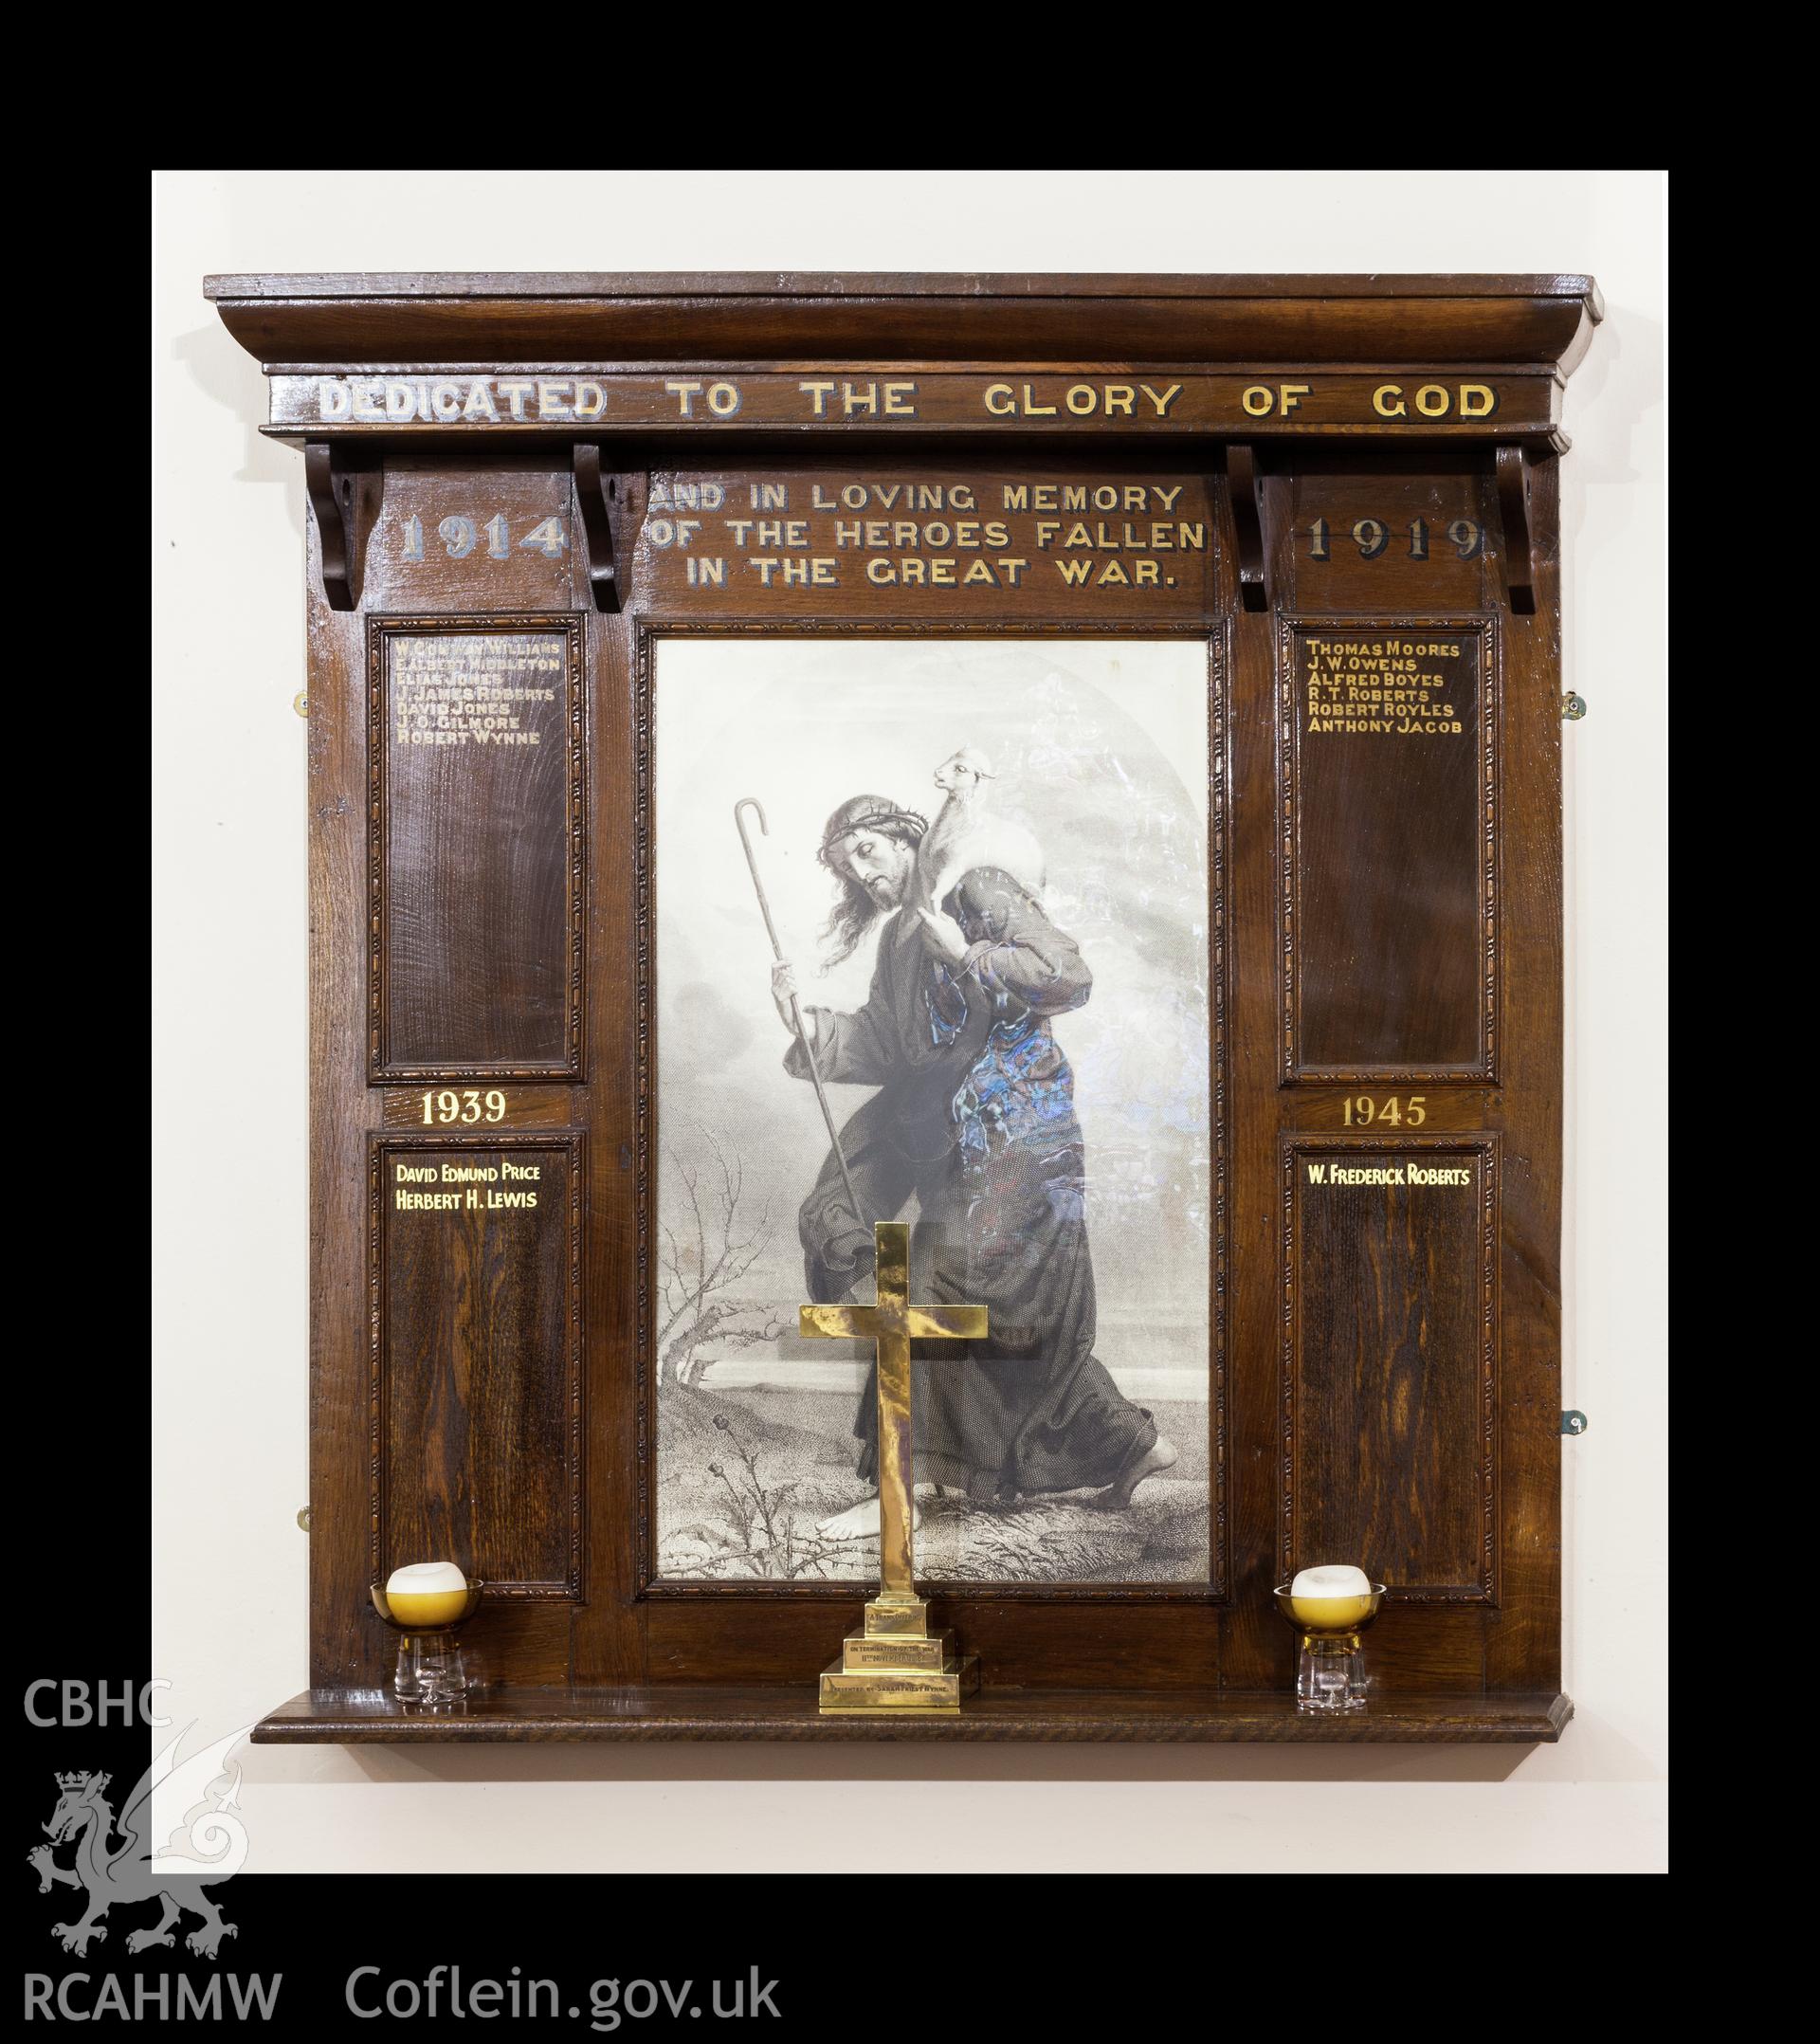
[152,170,1666,1874]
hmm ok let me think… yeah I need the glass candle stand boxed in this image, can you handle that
[370,1583,485,1706]
[1272,1583,1386,1713]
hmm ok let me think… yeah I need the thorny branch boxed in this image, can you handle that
[700,1410,846,1580]
[658,1133,780,1390]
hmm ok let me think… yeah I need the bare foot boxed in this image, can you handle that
[1092,1434,1179,1509]
[814,1491,927,1542]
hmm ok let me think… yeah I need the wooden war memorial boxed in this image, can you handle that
[205,271,1600,1742]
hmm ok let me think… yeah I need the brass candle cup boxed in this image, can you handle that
[1272,1582,1386,1713]
[370,1582,485,1706]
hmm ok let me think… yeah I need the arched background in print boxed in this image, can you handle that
[654,635,1210,1584]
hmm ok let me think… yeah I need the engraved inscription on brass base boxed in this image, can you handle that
[818,1659,981,1713]
[819,1597,981,1711]
[863,1594,932,1637]
[843,1633,953,1672]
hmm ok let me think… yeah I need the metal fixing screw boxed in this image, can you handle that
[1560,1411,1588,1436]
[293,691,309,719]
[296,1506,312,1532]
[1562,691,1587,721]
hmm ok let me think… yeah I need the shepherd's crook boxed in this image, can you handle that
[735,798,865,1228]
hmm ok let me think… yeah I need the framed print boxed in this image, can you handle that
[650,635,1216,1588]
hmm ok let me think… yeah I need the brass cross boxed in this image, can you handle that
[800,1221,988,1609]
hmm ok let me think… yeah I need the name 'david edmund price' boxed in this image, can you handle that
[393,1159,540,1211]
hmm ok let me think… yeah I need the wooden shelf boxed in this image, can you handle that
[254,1686,1572,1745]
[204,271,1603,375]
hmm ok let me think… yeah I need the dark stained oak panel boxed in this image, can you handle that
[372,1131,585,1599]
[1282,1136,1496,1601]
[1280,618,1495,1081]
[371,615,584,1080]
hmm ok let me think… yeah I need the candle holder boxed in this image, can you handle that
[1272,1581,1386,1713]
[370,1582,485,1706]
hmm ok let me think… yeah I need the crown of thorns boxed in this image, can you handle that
[817,807,929,867]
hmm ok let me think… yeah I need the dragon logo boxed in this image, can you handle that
[27,1723,250,1959]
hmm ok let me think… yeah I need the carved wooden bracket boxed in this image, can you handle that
[1226,444,1268,612]
[303,441,356,611]
[1494,445,1537,616]
[573,447,644,612]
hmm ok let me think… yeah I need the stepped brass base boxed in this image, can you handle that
[819,1656,980,1713]
[842,1631,954,1672]
[818,1596,980,1713]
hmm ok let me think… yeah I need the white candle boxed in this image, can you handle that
[1291,1564,1371,1600]
[385,1561,468,1626]
[1288,1563,1374,1626]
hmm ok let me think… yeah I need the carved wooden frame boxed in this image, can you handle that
[1274,613,1501,1086]
[368,1127,588,1601]
[1277,1130,1499,1603]
[630,616,1230,1604]
[367,611,588,1084]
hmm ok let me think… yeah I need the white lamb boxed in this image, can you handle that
[911,744,1047,916]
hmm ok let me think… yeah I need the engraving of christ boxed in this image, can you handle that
[769,749,1180,1543]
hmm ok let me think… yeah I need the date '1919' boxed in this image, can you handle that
[1308,519,1483,561]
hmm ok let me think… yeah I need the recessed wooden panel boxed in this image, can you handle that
[370,614,584,1080]
[1279,616,1495,1082]
[1281,1135,1496,1601]
[372,1131,585,1598]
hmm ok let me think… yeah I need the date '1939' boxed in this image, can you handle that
[421,1088,508,1125]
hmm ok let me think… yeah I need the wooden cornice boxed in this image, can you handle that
[205,271,1603,377]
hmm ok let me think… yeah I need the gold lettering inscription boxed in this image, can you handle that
[421,1089,509,1125]
[1303,1159,1471,1187]
[1339,1096,1427,1127]
[302,374,1509,432]
[980,381,1182,419]
[1301,636,1466,738]
[392,1153,542,1212]
[1241,384,1312,416]
[1372,383,1499,421]
[391,634,560,749]
[663,474,1214,596]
